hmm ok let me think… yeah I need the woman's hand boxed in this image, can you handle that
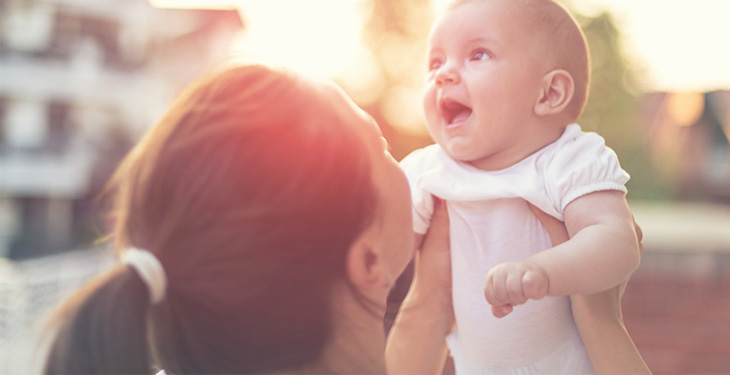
[414,197,453,314]
[386,196,453,374]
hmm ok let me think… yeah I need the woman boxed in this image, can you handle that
[42,62,648,374]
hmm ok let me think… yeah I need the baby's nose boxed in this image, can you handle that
[435,66,460,86]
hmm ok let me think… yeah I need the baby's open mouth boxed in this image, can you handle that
[440,99,472,126]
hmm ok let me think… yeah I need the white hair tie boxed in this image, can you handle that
[122,248,167,305]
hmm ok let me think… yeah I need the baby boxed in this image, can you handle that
[399,0,640,373]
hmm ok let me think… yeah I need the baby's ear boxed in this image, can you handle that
[534,69,575,117]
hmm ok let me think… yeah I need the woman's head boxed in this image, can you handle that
[44,63,413,374]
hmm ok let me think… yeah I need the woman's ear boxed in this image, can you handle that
[534,69,575,116]
[346,234,390,292]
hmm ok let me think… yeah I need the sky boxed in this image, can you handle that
[151,0,730,93]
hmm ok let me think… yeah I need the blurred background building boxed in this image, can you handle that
[639,91,730,202]
[0,0,241,260]
[1,0,729,374]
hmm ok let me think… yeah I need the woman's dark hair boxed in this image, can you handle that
[43,63,378,374]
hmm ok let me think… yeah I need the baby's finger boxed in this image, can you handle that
[490,269,510,305]
[505,269,528,306]
[632,215,645,256]
[484,274,498,306]
[492,304,513,318]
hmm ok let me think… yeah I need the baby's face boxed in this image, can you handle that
[423,0,549,170]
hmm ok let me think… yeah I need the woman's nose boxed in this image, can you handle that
[435,65,460,86]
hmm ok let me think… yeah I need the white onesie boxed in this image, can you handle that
[399,124,629,375]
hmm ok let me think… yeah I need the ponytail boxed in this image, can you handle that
[43,266,153,375]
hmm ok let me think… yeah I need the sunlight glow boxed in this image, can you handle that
[151,0,730,92]
[149,0,235,10]
[230,1,367,81]
[150,0,369,83]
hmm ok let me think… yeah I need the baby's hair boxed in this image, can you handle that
[445,0,590,122]
[43,64,378,374]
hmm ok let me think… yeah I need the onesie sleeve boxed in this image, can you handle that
[545,130,630,213]
[399,150,434,235]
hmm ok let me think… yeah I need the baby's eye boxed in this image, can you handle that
[428,58,443,71]
[470,48,491,61]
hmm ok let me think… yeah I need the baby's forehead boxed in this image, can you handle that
[457,0,583,57]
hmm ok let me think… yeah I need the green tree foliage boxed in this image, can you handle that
[576,11,671,199]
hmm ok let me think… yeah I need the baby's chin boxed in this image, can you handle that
[438,142,479,164]
[429,129,492,165]
[440,144,510,171]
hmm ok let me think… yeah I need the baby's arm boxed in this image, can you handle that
[533,205,651,374]
[484,190,640,317]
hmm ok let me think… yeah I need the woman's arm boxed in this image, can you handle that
[531,204,652,375]
[386,198,453,375]
[571,289,652,374]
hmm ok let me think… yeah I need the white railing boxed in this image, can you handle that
[0,248,116,374]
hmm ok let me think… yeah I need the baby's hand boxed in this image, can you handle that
[484,261,549,318]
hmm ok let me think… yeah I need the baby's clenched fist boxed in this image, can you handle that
[483,261,549,318]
